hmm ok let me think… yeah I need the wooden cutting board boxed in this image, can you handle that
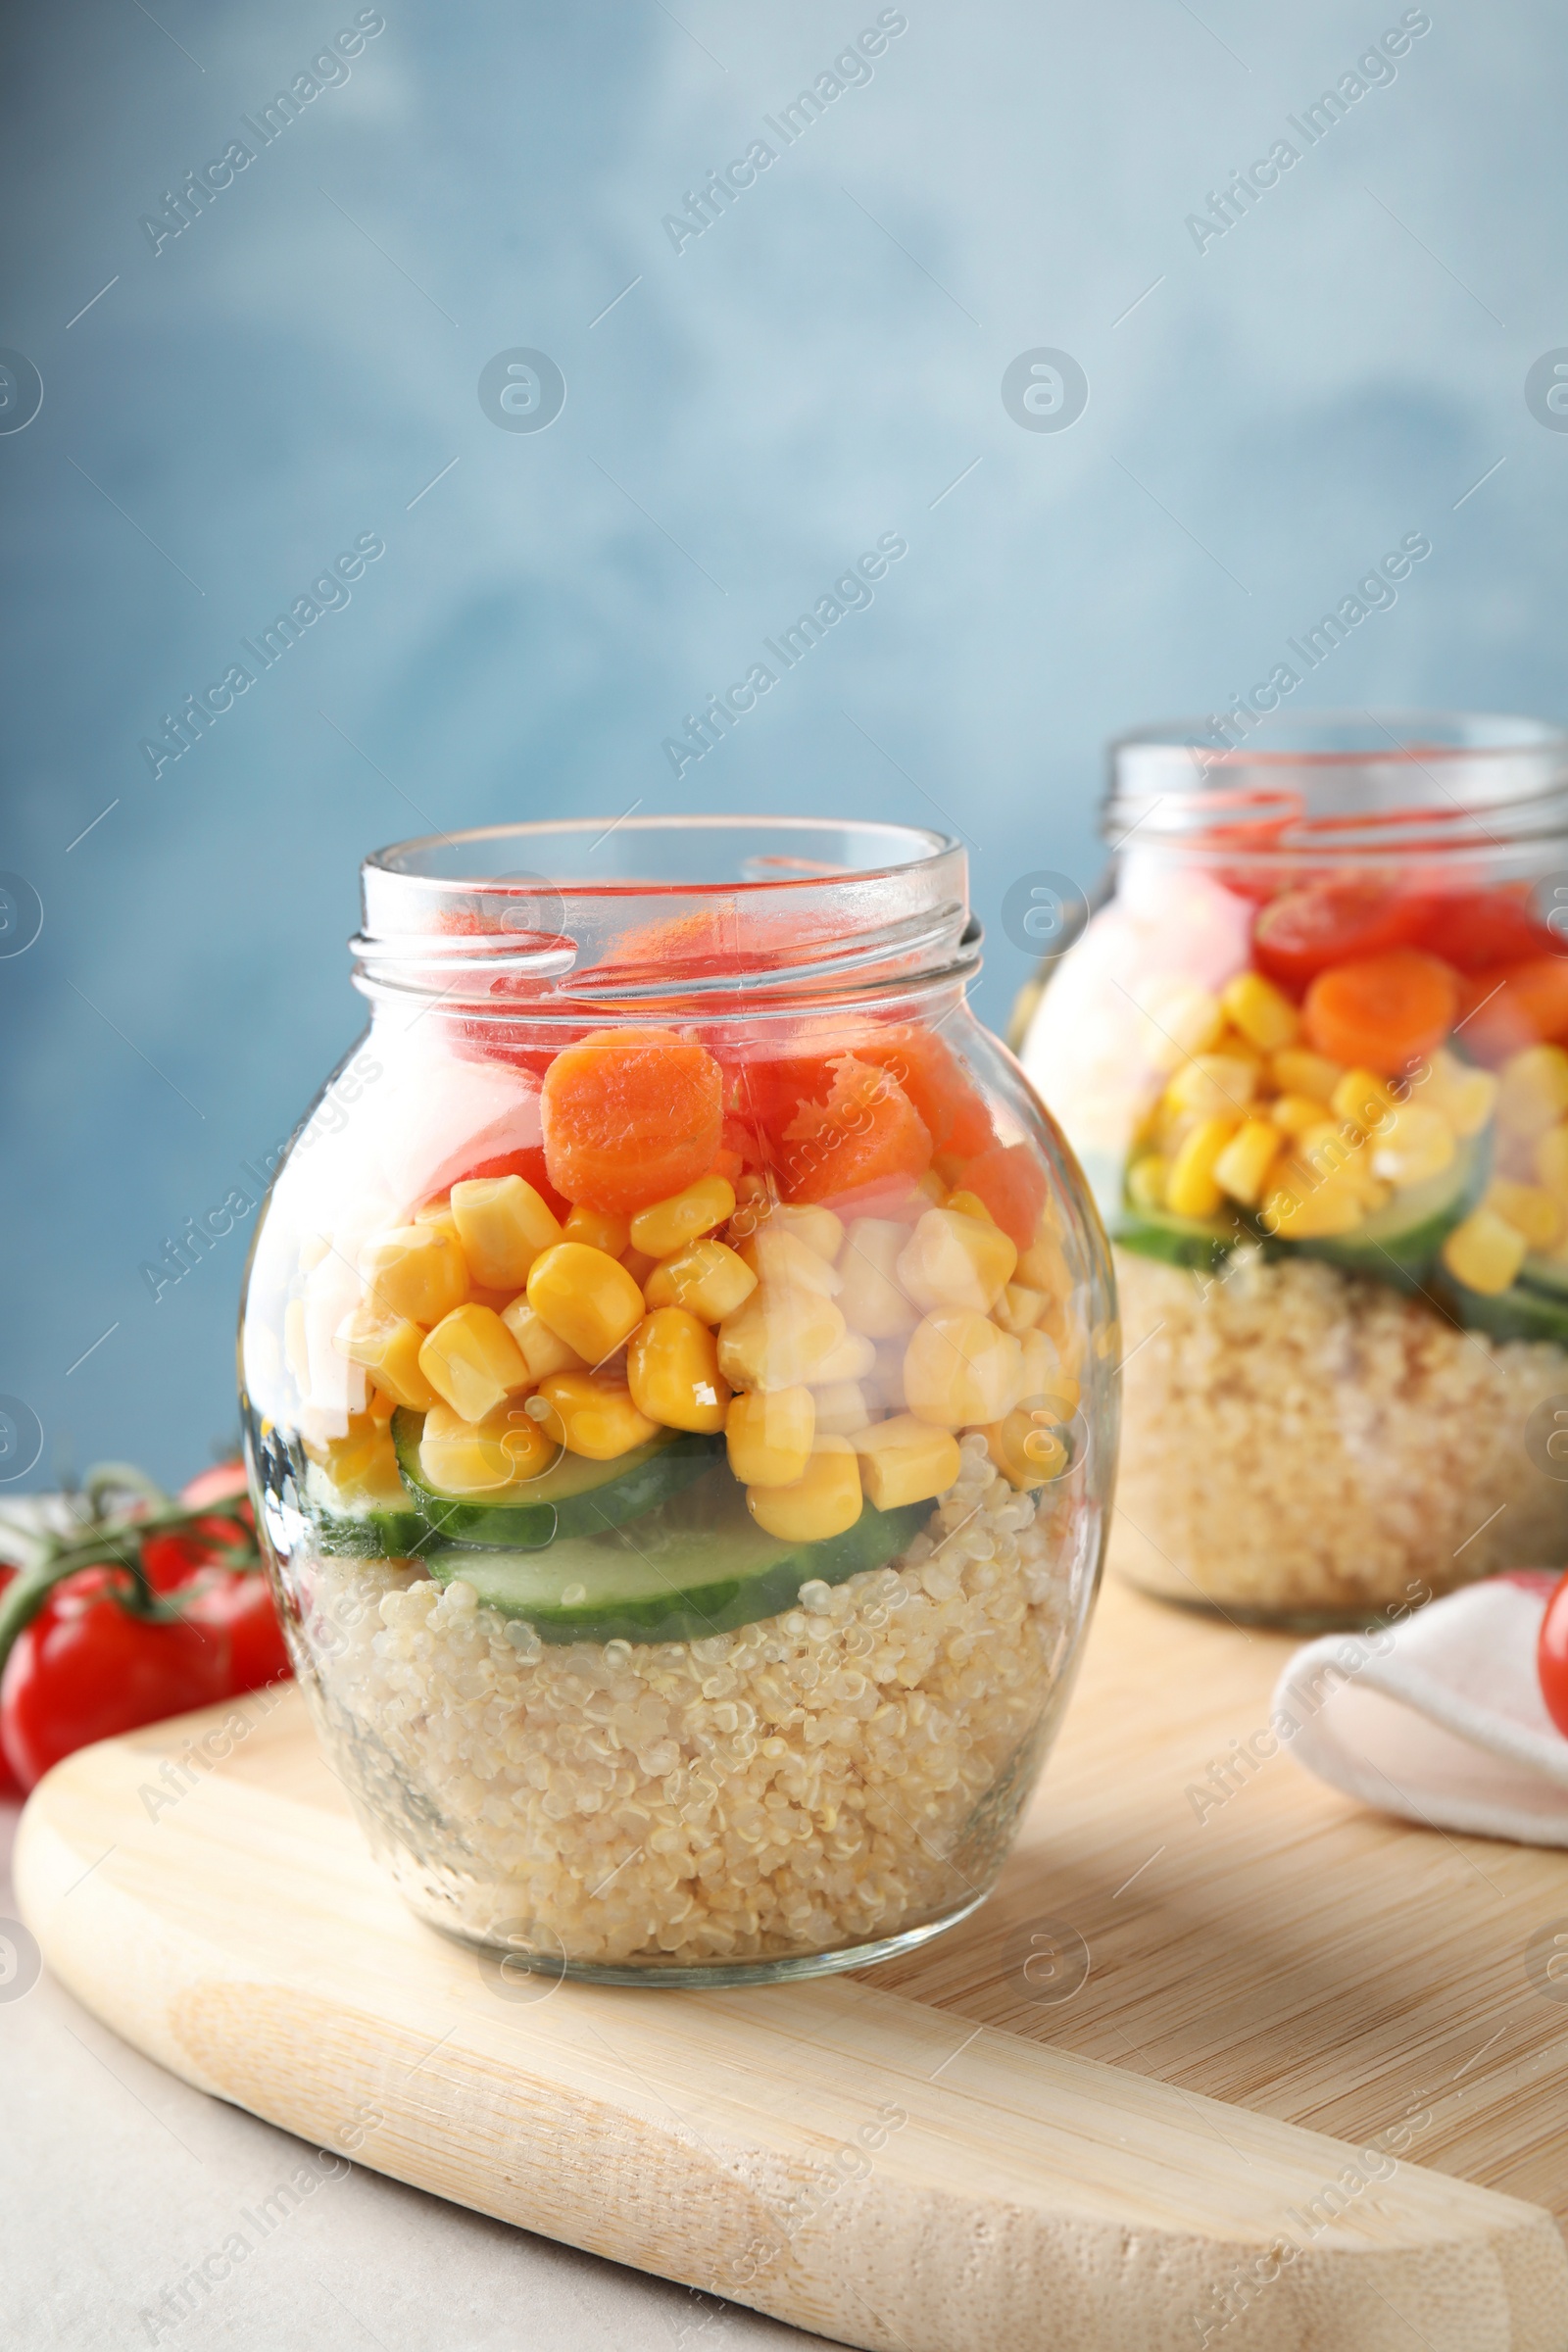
[15,1575,1568,2352]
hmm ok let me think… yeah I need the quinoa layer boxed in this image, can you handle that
[296,1435,1092,1968]
[1111,1245,1568,1617]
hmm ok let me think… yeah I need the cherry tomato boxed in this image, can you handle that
[1539,1572,1568,1740]
[179,1461,250,1511]
[1414,888,1565,973]
[182,1571,291,1693]
[0,1569,230,1792]
[1251,879,1431,994]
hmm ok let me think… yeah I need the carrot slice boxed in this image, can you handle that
[1303,949,1459,1075]
[855,1026,994,1157]
[1454,956,1568,1065]
[542,1029,723,1215]
[777,1055,933,1204]
[954,1138,1049,1250]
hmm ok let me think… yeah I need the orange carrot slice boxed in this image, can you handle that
[542,1029,723,1215]
[955,1138,1048,1250]
[777,1055,933,1204]
[1454,956,1568,1065]
[1303,949,1459,1075]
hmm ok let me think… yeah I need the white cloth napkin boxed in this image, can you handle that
[1273,1574,1568,1847]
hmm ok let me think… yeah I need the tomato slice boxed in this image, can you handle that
[1414,888,1566,973]
[1540,1572,1568,1740]
[1251,879,1432,993]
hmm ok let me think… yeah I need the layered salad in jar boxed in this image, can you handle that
[244,1015,1107,1975]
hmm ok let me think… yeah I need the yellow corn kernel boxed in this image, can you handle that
[1534,1122,1568,1201]
[1497,1044,1568,1140]
[1484,1179,1561,1251]
[628,1173,736,1259]
[771,1201,847,1257]
[563,1203,632,1257]
[912,1168,948,1207]
[1210,1120,1281,1208]
[1164,1054,1257,1121]
[526,1242,646,1364]
[715,1286,847,1392]
[738,1227,844,1298]
[945,1189,996,1225]
[1331,1068,1398,1134]
[993,1282,1048,1337]
[726,1387,814,1486]
[1165,1118,1238,1219]
[853,1414,961,1510]
[450,1175,563,1290]
[536,1371,659,1459]
[867,1340,907,1410]
[420,1397,556,1494]
[1368,1103,1456,1190]
[307,1413,405,1502]
[499,1298,587,1382]
[1259,1163,1365,1239]
[644,1237,758,1323]
[361,1224,469,1326]
[413,1201,463,1252]
[836,1218,918,1337]
[812,1379,872,1436]
[746,1437,862,1542]
[620,1248,659,1289]
[416,1303,531,1423]
[1269,1094,1330,1138]
[811,1329,877,1382]
[334,1308,441,1413]
[1017,1327,1079,1421]
[365,1384,396,1427]
[903,1311,1023,1430]
[1298,1121,1384,1204]
[896,1206,1018,1314]
[1271,1048,1345,1104]
[1142,981,1226,1071]
[1125,1156,1168,1213]
[1421,1047,1497,1140]
[1442,1206,1528,1296]
[1015,1232,1071,1300]
[1221,969,1300,1053]
[984,1404,1071,1490]
[626,1307,730,1434]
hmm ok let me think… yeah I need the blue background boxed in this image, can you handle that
[2,0,1563,1487]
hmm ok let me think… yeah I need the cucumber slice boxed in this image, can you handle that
[1111,1205,1252,1271]
[304,1460,429,1558]
[391,1408,723,1548]
[1519,1252,1568,1302]
[427,1467,930,1644]
[1440,1276,1568,1349]
[1290,1134,1491,1290]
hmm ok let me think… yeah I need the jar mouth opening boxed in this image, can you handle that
[353,815,976,1011]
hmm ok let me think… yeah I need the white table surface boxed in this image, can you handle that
[0,1799,842,2352]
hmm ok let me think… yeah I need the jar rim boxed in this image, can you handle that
[365,812,955,890]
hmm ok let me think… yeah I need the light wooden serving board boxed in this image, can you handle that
[16,1577,1568,2352]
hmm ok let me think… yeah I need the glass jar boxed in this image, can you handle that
[240,818,1115,1984]
[1019,710,1568,1629]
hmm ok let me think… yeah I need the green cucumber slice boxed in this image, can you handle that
[1440,1276,1568,1348]
[1519,1252,1568,1302]
[1111,1205,1252,1271]
[427,1466,930,1644]
[391,1408,723,1547]
[1290,1134,1491,1290]
[304,1461,429,1558]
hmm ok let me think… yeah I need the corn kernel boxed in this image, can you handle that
[564,1204,632,1257]
[416,1303,531,1423]
[716,1286,847,1392]
[1165,1118,1238,1218]
[1164,1055,1257,1121]
[499,1298,587,1382]
[1421,1048,1497,1140]
[1535,1122,1568,1201]
[896,1206,1018,1314]
[361,1225,469,1326]
[365,1385,396,1427]
[536,1372,659,1459]
[738,1227,844,1298]
[903,1311,1023,1429]
[334,1308,441,1413]
[945,1189,996,1225]
[1222,970,1299,1053]
[1442,1206,1528,1296]
[836,1219,918,1337]
[1484,1179,1561,1251]
[620,1248,659,1288]
[629,1173,736,1259]
[1271,1048,1345,1104]
[1142,981,1225,1071]
[984,1404,1071,1490]
[1270,1093,1334,1138]
[1015,1233,1071,1300]
[1017,1327,1079,1421]
[420,1397,556,1494]
[1259,1163,1365,1239]
[450,1175,563,1290]
[413,1202,463,1252]
[993,1282,1048,1337]
[853,1414,961,1510]
[912,1168,948,1207]
[644,1238,758,1323]
[812,1380,872,1436]
[307,1413,406,1503]
[813,1329,877,1382]
[1126,1156,1168,1212]
[746,1437,862,1542]
[1369,1104,1456,1189]
[773,1201,847,1258]
[1211,1120,1281,1207]
[526,1242,647,1364]
[1331,1069,1398,1134]
[627,1307,730,1434]
[1298,1121,1383,1204]
[726,1387,814,1486]
[1497,1044,1568,1140]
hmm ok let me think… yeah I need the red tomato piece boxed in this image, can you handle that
[953,1139,1049,1250]
[1540,1572,1568,1740]
[1417,887,1564,973]
[777,1055,933,1204]
[1251,880,1430,994]
[1454,958,1568,1065]
[183,1572,292,1694]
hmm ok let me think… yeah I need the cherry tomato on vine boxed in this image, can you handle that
[1539,1572,1568,1740]
[183,1570,291,1693]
